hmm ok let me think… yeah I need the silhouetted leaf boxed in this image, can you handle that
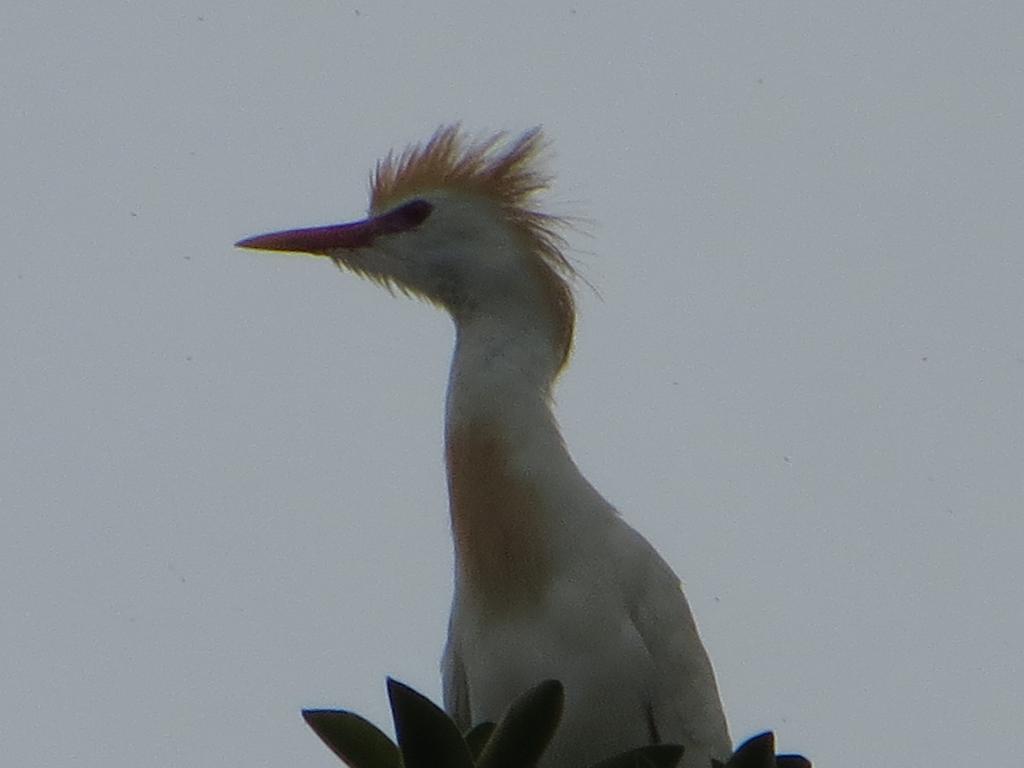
[387,677,474,768]
[477,679,564,768]
[589,743,684,768]
[726,732,775,768]
[775,756,811,768]
[302,709,400,768]
[464,721,497,759]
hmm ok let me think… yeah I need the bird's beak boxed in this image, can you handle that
[237,201,433,255]
[235,216,378,255]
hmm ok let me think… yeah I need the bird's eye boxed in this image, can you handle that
[381,199,433,232]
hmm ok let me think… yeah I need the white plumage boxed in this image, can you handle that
[238,126,731,768]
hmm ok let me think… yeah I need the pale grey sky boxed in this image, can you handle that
[2,3,1022,766]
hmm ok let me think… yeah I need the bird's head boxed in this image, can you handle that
[237,126,576,371]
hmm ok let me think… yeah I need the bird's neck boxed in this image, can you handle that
[444,312,580,604]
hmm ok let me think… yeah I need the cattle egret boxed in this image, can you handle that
[237,126,731,768]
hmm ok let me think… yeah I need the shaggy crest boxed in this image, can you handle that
[370,125,577,371]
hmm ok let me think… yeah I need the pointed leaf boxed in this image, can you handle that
[588,743,684,768]
[387,677,474,768]
[302,709,401,768]
[726,732,775,768]
[776,756,811,768]
[464,722,497,759]
[477,679,564,768]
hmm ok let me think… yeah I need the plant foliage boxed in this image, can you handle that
[303,679,810,768]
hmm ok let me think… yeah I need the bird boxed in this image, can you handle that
[236,126,731,768]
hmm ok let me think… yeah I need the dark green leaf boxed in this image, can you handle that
[775,756,811,768]
[477,679,564,768]
[464,722,497,759]
[302,709,400,768]
[726,732,775,768]
[588,743,684,768]
[387,677,474,768]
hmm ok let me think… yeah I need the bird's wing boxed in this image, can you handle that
[611,524,732,762]
[442,626,472,731]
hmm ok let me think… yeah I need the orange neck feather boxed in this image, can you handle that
[446,420,550,604]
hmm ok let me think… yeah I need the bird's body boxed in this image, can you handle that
[238,126,731,768]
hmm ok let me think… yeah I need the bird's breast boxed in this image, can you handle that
[453,579,658,767]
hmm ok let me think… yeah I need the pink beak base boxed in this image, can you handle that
[236,199,434,255]
[235,218,377,255]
